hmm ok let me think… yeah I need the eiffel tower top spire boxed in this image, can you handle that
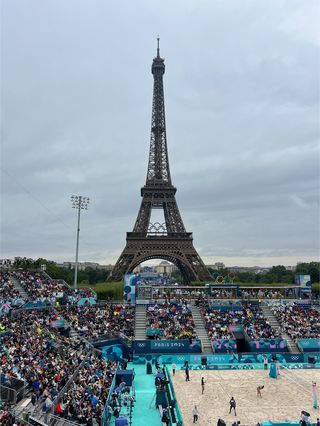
[146,39,171,186]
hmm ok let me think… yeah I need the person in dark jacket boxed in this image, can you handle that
[229,396,237,415]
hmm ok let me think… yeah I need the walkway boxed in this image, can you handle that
[129,363,163,426]
[135,305,147,339]
[11,276,28,300]
[190,302,214,353]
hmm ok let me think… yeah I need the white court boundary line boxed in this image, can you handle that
[279,364,312,397]
[280,363,319,387]
[173,369,318,426]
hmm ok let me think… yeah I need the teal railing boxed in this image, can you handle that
[164,366,184,426]
[101,363,120,426]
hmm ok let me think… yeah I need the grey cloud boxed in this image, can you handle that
[1,0,319,266]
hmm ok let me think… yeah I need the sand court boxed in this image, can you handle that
[171,368,320,425]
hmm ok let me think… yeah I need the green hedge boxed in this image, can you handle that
[312,283,319,295]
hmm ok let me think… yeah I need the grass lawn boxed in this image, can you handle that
[78,281,124,301]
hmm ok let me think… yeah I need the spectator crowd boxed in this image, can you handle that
[146,302,196,340]
[0,271,23,310]
[0,310,87,410]
[1,266,319,426]
[269,301,320,340]
[61,304,135,339]
[54,355,118,425]
[0,307,125,426]
[13,270,70,302]
[200,301,278,340]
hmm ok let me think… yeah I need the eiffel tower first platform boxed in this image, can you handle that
[109,40,211,283]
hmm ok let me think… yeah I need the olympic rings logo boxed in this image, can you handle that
[212,272,235,284]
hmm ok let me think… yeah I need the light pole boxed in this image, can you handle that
[71,195,90,289]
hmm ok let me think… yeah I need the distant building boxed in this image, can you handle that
[285,265,296,271]
[207,262,225,271]
[58,262,113,271]
[98,264,114,271]
[155,261,177,275]
[228,266,270,274]
[133,265,156,274]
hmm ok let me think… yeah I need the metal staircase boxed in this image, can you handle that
[261,303,300,353]
[135,305,147,339]
[190,303,214,354]
[11,276,29,300]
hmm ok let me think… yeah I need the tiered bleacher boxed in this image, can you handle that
[0,310,86,402]
[1,266,319,426]
[268,301,320,340]
[61,304,135,339]
[0,271,24,313]
[12,270,70,302]
[54,355,118,424]
[0,297,131,425]
[146,302,196,339]
[200,301,279,340]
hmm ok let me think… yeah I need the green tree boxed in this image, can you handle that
[296,262,320,283]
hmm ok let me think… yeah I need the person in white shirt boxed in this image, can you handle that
[192,405,199,423]
[172,363,177,376]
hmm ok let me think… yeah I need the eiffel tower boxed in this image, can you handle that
[109,40,211,283]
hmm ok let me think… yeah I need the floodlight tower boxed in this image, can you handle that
[71,195,90,289]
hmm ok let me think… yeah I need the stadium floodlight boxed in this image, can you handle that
[71,195,90,289]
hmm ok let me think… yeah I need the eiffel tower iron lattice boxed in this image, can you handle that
[109,40,211,283]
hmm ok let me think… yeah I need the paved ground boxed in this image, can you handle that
[171,368,320,425]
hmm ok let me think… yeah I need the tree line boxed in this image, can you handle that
[11,257,319,286]
[173,262,319,285]
[13,257,110,286]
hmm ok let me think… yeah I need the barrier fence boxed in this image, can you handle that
[0,382,27,405]
[164,366,184,426]
[49,348,93,419]
[101,363,120,426]
[132,351,320,367]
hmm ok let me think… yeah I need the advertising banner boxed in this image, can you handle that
[133,339,202,354]
[123,274,137,303]
[295,274,311,292]
[212,339,237,353]
[249,339,287,352]
[132,351,318,366]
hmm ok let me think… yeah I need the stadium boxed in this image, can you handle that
[2,2,319,426]
[1,267,319,426]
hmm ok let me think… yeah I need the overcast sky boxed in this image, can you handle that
[1,0,319,267]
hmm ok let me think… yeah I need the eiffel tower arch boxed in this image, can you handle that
[109,40,211,283]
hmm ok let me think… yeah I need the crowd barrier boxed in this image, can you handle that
[0,379,27,404]
[249,338,288,352]
[164,366,184,426]
[297,338,320,353]
[262,423,316,426]
[50,348,93,417]
[212,339,237,352]
[209,302,242,311]
[101,363,120,426]
[132,351,320,367]
[211,338,288,353]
